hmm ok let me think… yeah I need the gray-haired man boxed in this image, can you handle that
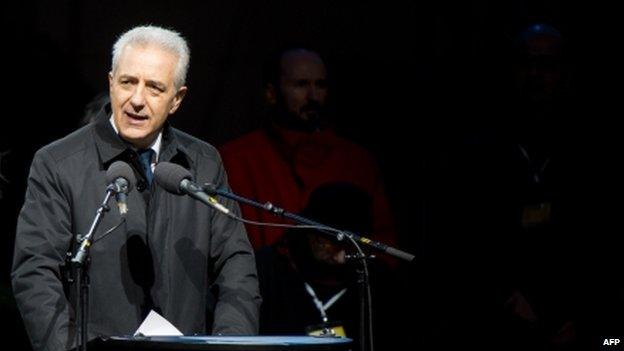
[12,25,260,351]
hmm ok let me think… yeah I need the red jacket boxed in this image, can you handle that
[219,127,396,250]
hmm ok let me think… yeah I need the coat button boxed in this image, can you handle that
[137,181,146,191]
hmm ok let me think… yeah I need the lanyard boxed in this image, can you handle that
[518,144,550,184]
[304,282,347,323]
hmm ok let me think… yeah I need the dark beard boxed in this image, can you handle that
[272,102,329,132]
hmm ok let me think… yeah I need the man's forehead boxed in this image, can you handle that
[280,50,326,78]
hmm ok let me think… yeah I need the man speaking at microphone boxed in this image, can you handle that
[11,25,261,351]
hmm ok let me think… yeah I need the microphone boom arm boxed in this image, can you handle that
[202,184,415,262]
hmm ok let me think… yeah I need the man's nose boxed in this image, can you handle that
[307,85,320,102]
[130,85,146,110]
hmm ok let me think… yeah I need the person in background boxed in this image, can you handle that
[219,47,397,256]
[256,182,396,350]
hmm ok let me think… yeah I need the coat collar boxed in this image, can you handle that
[93,103,192,170]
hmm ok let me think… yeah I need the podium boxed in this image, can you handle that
[89,335,353,351]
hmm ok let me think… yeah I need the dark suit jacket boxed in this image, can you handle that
[12,106,261,351]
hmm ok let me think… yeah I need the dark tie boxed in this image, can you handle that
[138,149,155,186]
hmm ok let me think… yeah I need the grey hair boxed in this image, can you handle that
[112,25,190,88]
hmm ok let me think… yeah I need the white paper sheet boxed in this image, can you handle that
[133,310,183,336]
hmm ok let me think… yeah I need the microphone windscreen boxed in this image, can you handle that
[154,162,192,195]
[106,161,136,192]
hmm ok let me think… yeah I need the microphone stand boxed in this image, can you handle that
[203,185,415,262]
[69,184,117,351]
[202,185,415,351]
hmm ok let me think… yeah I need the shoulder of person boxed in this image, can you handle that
[325,131,378,164]
[170,127,221,160]
[35,124,96,164]
[218,130,269,156]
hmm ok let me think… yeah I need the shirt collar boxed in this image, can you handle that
[109,115,162,162]
[93,104,192,169]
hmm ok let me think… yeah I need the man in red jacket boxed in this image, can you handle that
[219,47,396,254]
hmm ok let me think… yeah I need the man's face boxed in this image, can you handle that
[109,44,186,149]
[277,51,328,123]
[514,34,563,103]
[308,234,346,265]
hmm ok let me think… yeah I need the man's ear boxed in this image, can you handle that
[169,86,188,114]
[265,83,277,105]
[108,72,114,92]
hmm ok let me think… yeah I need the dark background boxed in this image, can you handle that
[0,0,619,349]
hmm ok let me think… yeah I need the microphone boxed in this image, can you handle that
[72,161,136,265]
[106,161,136,215]
[154,162,231,215]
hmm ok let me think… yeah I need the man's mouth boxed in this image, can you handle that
[125,111,149,122]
